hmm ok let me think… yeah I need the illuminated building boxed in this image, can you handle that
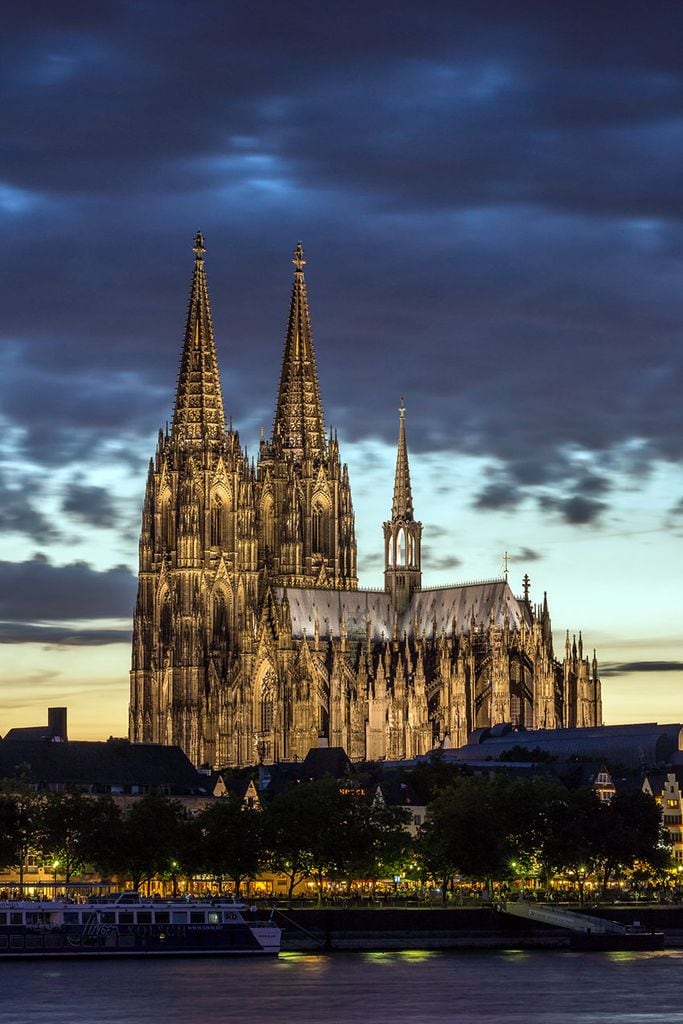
[129,235,601,768]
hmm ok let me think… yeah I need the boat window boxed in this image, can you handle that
[137,912,152,924]
[101,912,115,924]
[208,911,220,924]
[224,911,238,921]
[190,912,205,924]
[118,912,134,924]
[0,913,6,925]
[10,913,23,925]
[63,912,80,924]
[171,911,188,924]
[154,912,170,924]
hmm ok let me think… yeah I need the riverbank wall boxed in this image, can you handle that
[276,906,683,951]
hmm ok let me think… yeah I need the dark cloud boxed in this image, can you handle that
[474,478,524,512]
[600,660,683,678]
[0,557,137,624]
[510,547,541,563]
[0,468,60,543]
[62,483,119,529]
[540,494,608,526]
[0,2,682,524]
[422,549,462,572]
[0,623,131,645]
[358,553,384,572]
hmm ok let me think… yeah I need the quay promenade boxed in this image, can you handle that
[276,905,683,951]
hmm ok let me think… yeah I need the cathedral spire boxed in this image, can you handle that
[391,397,414,520]
[384,398,422,613]
[272,242,326,460]
[171,232,227,445]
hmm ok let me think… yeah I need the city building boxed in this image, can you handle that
[129,235,602,769]
[643,769,683,863]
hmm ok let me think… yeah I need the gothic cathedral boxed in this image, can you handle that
[129,235,602,768]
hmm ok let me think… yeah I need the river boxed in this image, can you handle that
[1,950,681,1024]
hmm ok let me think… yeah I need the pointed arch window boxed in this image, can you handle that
[262,497,275,554]
[159,599,172,654]
[212,593,229,649]
[160,499,174,550]
[312,501,329,558]
[396,527,406,566]
[260,696,274,733]
[210,496,223,547]
[259,670,276,733]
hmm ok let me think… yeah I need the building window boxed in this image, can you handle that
[161,500,173,549]
[260,697,274,733]
[210,497,223,546]
[396,528,405,566]
[263,499,275,553]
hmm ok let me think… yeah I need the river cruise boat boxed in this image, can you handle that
[0,892,281,958]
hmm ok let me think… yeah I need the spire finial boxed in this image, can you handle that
[399,395,405,419]
[292,241,306,273]
[193,231,206,262]
[503,550,509,581]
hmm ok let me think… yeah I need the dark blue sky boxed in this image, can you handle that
[1,2,682,734]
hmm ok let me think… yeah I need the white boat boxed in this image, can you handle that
[0,892,281,957]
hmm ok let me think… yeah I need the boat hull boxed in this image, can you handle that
[0,923,281,959]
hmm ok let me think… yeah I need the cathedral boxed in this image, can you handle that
[129,235,602,769]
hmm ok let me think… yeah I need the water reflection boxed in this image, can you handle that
[1,951,683,1024]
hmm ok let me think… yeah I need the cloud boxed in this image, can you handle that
[62,482,120,529]
[511,546,541,563]
[421,548,462,572]
[0,557,137,624]
[0,623,131,645]
[0,470,60,543]
[540,493,608,526]
[600,660,683,677]
[0,1,682,555]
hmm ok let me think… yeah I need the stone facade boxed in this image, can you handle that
[129,235,602,768]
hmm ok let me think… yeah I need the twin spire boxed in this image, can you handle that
[272,242,327,460]
[171,232,227,444]
[171,237,413,517]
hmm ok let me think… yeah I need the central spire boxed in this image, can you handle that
[391,397,414,520]
[171,232,227,445]
[384,398,422,613]
[272,242,326,460]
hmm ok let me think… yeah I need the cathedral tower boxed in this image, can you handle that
[257,243,357,589]
[384,399,422,613]
[129,234,257,767]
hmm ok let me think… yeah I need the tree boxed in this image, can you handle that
[542,788,605,903]
[264,783,318,905]
[0,795,22,874]
[266,777,393,904]
[112,792,189,892]
[416,777,510,902]
[36,790,95,884]
[595,790,670,893]
[0,784,42,886]
[195,797,263,896]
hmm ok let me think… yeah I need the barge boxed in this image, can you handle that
[0,892,281,958]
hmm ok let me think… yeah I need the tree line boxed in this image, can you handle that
[0,762,669,903]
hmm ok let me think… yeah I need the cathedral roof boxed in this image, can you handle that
[272,243,327,460]
[391,399,414,520]
[171,232,227,445]
[276,579,528,641]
